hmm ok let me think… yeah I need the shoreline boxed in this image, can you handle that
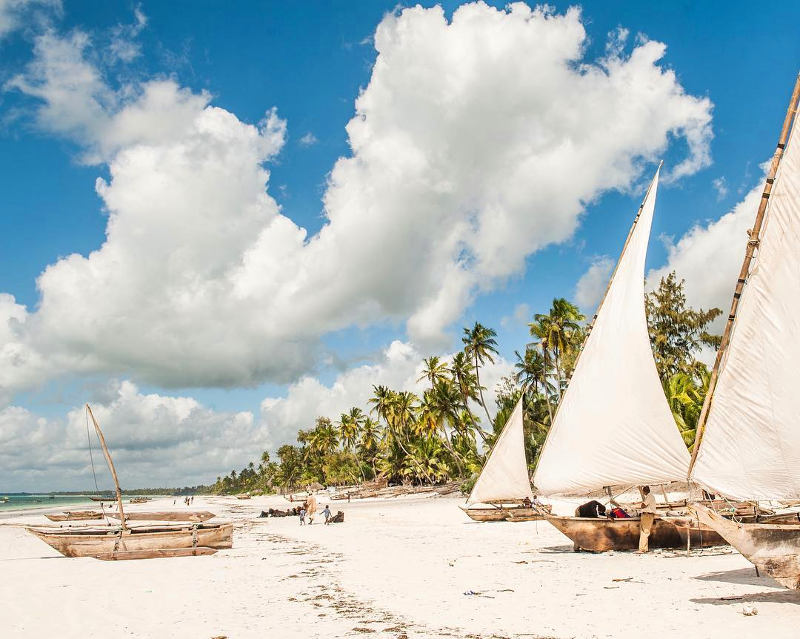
[2,493,800,638]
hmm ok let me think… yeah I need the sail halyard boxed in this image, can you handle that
[532,166,690,496]
[689,74,800,500]
[466,396,533,505]
[86,404,127,530]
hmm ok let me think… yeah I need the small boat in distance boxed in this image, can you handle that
[27,404,233,560]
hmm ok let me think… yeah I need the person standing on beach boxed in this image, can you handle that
[299,507,306,525]
[322,504,331,524]
[305,494,317,525]
[637,486,657,553]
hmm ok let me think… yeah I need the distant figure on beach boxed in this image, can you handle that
[576,500,606,518]
[637,486,657,553]
[299,507,306,525]
[305,494,317,525]
[322,504,331,524]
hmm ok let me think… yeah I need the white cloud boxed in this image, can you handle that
[2,3,713,399]
[1,343,514,490]
[260,340,514,446]
[574,256,614,312]
[501,303,531,329]
[0,0,59,39]
[647,181,763,323]
[298,131,318,146]
[0,381,264,491]
[712,176,728,200]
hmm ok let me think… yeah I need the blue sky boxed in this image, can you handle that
[1,1,798,489]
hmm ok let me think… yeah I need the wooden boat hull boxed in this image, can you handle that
[545,515,726,552]
[460,505,550,522]
[106,511,216,522]
[461,507,509,522]
[26,523,233,559]
[93,547,217,561]
[691,503,800,589]
[45,511,104,522]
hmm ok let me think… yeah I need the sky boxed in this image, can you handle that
[0,0,798,491]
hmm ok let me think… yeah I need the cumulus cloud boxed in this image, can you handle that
[0,381,264,491]
[647,181,763,322]
[0,342,513,490]
[2,3,714,399]
[574,256,614,312]
[260,340,514,445]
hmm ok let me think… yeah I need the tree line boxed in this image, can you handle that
[209,272,720,495]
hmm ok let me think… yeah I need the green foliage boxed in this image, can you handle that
[211,277,719,495]
[646,271,722,381]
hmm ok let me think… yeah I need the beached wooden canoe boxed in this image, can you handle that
[106,511,215,522]
[235,494,251,500]
[545,514,726,552]
[89,496,113,501]
[691,504,800,588]
[27,522,233,559]
[45,511,104,522]
[461,504,551,522]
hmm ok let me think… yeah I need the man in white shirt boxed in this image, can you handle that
[637,486,657,553]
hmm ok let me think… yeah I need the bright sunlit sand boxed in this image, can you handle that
[3,493,800,639]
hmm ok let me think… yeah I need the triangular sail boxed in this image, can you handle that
[466,397,533,505]
[533,168,690,496]
[691,99,800,501]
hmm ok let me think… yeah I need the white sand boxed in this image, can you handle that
[2,493,799,638]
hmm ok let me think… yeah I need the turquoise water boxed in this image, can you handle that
[0,494,160,511]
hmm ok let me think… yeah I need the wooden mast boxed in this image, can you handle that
[533,163,661,480]
[688,73,800,475]
[86,404,127,531]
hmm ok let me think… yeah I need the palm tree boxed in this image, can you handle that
[358,417,382,479]
[514,347,555,423]
[462,323,499,428]
[530,299,584,397]
[338,407,363,452]
[418,355,450,388]
[450,352,487,440]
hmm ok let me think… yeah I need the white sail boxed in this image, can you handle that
[467,397,534,505]
[533,168,690,496]
[691,115,800,501]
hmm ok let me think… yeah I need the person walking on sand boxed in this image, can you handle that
[637,486,657,553]
[299,507,306,525]
[322,504,331,524]
[305,494,317,525]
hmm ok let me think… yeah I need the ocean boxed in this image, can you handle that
[0,494,160,512]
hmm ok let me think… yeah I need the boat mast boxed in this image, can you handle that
[86,404,127,531]
[688,73,800,475]
[532,164,662,481]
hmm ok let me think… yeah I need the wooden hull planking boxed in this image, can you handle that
[545,515,726,552]
[45,511,104,522]
[106,511,216,522]
[26,522,233,559]
[461,505,550,522]
[691,503,800,589]
[93,547,217,561]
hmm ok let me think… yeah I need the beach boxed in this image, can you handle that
[2,493,800,639]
